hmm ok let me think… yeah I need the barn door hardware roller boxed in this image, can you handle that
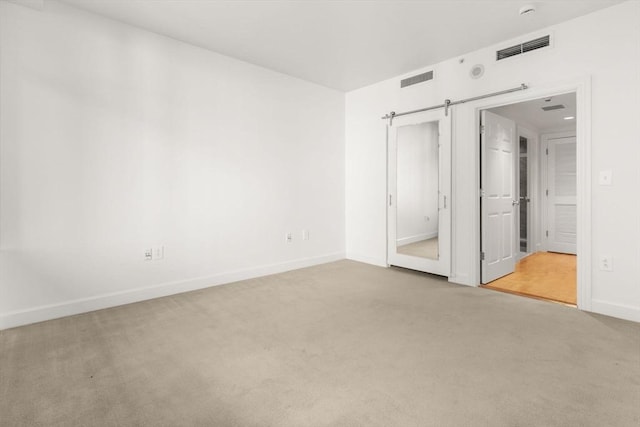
[381,83,528,125]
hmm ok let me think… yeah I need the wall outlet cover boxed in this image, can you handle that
[152,246,164,260]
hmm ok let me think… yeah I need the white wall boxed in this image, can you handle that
[345,1,640,321]
[396,122,438,243]
[0,1,345,328]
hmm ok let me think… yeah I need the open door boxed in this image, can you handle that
[387,110,451,277]
[481,110,517,283]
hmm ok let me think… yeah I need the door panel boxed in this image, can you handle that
[388,110,451,276]
[481,111,517,283]
[547,137,577,254]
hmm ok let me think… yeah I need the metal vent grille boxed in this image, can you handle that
[496,35,550,61]
[401,71,433,88]
[541,104,565,111]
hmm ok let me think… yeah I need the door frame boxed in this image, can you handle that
[472,77,591,310]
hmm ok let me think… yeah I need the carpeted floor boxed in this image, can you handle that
[483,252,577,304]
[1,260,638,426]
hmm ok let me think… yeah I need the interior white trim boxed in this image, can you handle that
[591,300,640,323]
[471,76,592,311]
[0,252,345,331]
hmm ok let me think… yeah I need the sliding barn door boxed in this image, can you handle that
[387,110,451,277]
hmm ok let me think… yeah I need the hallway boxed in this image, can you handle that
[483,252,576,305]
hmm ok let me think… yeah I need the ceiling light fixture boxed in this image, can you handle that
[564,116,575,120]
[519,5,536,16]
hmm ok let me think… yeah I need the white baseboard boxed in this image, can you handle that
[345,253,387,268]
[0,252,345,330]
[397,232,438,246]
[590,299,640,323]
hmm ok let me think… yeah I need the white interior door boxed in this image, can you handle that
[388,110,451,276]
[546,136,577,254]
[481,111,517,283]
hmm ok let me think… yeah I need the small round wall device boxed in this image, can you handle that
[470,64,484,79]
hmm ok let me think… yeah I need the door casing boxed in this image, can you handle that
[470,78,591,310]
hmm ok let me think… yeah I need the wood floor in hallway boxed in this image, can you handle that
[483,251,577,305]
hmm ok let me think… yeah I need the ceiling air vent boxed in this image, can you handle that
[401,71,433,88]
[496,35,550,61]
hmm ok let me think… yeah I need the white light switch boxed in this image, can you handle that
[599,170,612,186]
[599,256,613,272]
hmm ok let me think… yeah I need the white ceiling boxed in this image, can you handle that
[490,92,577,131]
[60,0,624,91]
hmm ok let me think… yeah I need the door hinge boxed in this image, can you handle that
[545,189,549,196]
[479,188,485,198]
[481,252,485,261]
[389,194,392,206]
[546,148,549,155]
[546,230,549,237]
[480,125,485,134]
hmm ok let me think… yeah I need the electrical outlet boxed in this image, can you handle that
[302,230,309,241]
[286,232,292,243]
[153,246,164,260]
[599,256,613,271]
[144,249,153,261]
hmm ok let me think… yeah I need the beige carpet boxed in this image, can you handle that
[397,237,438,259]
[1,260,639,426]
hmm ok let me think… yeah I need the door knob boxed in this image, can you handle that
[512,200,520,206]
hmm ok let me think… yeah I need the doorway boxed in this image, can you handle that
[479,93,577,305]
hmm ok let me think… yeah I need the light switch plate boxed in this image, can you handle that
[599,256,613,272]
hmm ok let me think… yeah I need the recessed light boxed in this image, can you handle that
[564,116,575,120]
